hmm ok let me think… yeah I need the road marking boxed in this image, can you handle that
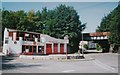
[62,70,75,73]
[93,59,117,73]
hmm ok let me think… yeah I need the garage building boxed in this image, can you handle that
[3,28,69,55]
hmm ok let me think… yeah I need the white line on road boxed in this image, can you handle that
[62,70,75,73]
[93,59,117,73]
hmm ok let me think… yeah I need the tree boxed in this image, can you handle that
[2,5,86,53]
[96,15,111,32]
[2,10,19,29]
[96,4,120,52]
[0,9,2,46]
[109,5,120,52]
[44,4,86,53]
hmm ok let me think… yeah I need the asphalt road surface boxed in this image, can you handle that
[1,53,118,73]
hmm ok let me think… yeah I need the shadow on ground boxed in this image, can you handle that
[2,56,41,70]
[84,52,102,54]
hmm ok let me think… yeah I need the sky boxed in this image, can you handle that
[1,2,118,33]
[1,0,119,2]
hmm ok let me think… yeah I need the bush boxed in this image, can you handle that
[96,43,101,51]
[83,44,88,50]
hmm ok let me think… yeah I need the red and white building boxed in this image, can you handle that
[3,28,69,55]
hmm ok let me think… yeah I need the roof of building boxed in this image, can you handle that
[5,28,69,43]
[40,34,69,43]
[6,28,40,34]
[89,32,110,36]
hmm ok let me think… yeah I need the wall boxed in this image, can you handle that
[8,37,22,55]
[3,28,9,55]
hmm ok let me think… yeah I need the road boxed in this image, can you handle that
[2,53,118,73]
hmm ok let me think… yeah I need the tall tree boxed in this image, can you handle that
[2,10,19,29]
[44,5,86,53]
[2,5,86,53]
[96,4,120,52]
[109,4,120,52]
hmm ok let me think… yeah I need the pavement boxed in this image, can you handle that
[1,53,118,73]
[18,49,102,60]
[19,54,85,60]
[85,49,102,53]
[86,53,118,71]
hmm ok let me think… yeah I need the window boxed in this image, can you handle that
[33,46,36,53]
[22,45,34,53]
[26,46,29,49]
[29,46,32,52]
[25,34,30,41]
[38,46,42,53]
[25,34,29,37]
[5,40,8,44]
[5,38,8,44]
[16,32,25,40]
[22,45,25,53]
[19,32,24,37]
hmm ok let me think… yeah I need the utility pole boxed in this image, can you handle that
[82,32,84,57]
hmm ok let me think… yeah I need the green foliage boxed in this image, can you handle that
[97,5,120,45]
[83,44,88,50]
[2,4,86,53]
[96,5,120,52]
[96,14,112,32]
[96,43,101,51]
[109,5,120,45]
